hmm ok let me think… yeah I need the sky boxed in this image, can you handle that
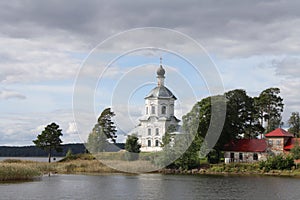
[1,0,300,146]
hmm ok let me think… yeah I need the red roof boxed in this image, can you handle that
[223,139,268,152]
[265,128,294,138]
[284,138,300,151]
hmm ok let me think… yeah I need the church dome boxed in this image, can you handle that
[145,85,177,99]
[157,65,165,77]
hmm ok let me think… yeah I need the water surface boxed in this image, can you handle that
[1,174,300,200]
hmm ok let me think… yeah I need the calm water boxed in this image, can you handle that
[1,174,300,200]
[0,157,63,162]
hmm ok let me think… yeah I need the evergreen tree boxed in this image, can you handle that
[255,87,284,133]
[33,122,63,163]
[86,108,117,153]
[288,112,300,137]
[98,108,117,143]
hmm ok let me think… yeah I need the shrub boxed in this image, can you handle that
[260,154,295,172]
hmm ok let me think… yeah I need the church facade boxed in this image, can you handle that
[130,63,180,152]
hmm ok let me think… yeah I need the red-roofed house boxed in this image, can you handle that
[265,128,294,155]
[223,139,268,163]
[223,128,299,163]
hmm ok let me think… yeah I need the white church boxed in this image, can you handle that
[129,61,181,152]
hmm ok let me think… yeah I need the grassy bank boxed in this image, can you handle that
[0,161,41,181]
[3,154,300,181]
[159,163,300,177]
[0,153,158,181]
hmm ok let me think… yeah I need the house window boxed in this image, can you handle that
[155,140,159,147]
[268,140,273,146]
[239,153,243,161]
[146,107,148,114]
[151,106,155,114]
[161,106,166,114]
[230,153,234,159]
[148,140,151,147]
[276,140,281,146]
[155,128,159,135]
[253,153,258,161]
[148,128,151,136]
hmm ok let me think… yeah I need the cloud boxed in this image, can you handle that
[273,56,300,78]
[0,89,26,100]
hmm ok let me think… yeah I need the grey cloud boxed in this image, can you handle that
[1,0,300,57]
[273,57,300,78]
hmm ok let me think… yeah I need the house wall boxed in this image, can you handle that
[267,137,284,155]
[224,151,267,163]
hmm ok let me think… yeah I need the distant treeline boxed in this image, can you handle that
[0,143,125,157]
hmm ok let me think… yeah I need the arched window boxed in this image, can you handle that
[161,106,166,114]
[155,140,159,147]
[148,140,151,147]
[146,107,148,114]
[155,128,159,135]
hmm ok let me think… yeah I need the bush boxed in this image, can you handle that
[260,154,295,172]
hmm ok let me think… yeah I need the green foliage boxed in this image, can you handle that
[87,108,117,153]
[155,133,202,170]
[98,108,117,142]
[255,87,284,133]
[32,122,63,163]
[259,154,294,171]
[288,112,300,137]
[291,140,300,160]
[125,135,141,161]
[87,124,109,153]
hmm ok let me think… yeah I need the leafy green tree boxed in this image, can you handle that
[288,112,300,137]
[225,89,263,139]
[161,124,177,147]
[86,108,117,153]
[125,135,141,161]
[255,87,284,133]
[33,122,63,163]
[87,123,109,153]
[291,140,300,160]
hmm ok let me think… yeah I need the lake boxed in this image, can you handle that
[1,174,300,200]
[0,157,64,162]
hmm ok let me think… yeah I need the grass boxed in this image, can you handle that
[0,161,41,182]
[0,153,159,181]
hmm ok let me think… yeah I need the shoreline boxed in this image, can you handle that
[2,156,300,182]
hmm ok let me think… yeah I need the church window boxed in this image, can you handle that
[148,140,151,147]
[155,128,159,135]
[151,106,155,114]
[148,128,151,136]
[161,106,166,114]
[155,140,159,147]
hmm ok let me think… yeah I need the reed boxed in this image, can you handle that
[0,162,41,181]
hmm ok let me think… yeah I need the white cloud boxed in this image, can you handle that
[0,89,26,100]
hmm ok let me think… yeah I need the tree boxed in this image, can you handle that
[33,122,63,163]
[291,140,300,160]
[86,108,117,153]
[125,135,141,161]
[288,112,300,137]
[255,88,284,133]
[98,108,117,143]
